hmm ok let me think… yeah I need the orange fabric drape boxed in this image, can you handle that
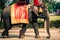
[11,3,29,24]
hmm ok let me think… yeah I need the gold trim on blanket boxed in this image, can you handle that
[11,3,29,24]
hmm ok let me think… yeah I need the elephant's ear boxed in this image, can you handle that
[3,6,11,15]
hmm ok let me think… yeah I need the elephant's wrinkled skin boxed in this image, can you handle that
[1,4,50,38]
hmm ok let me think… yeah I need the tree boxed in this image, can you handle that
[56,2,60,10]
[56,2,60,15]
[0,0,5,10]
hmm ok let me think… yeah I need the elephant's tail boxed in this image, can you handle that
[1,15,2,22]
[1,12,3,23]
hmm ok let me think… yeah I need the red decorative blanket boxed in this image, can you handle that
[11,3,29,24]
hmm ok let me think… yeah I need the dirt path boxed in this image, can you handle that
[0,28,60,40]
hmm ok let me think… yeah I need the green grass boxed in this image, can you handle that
[37,15,60,28]
[37,15,60,22]
[50,16,60,21]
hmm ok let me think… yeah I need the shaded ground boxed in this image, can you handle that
[0,28,60,40]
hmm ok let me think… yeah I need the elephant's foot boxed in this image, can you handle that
[47,32,50,38]
[46,36,50,38]
[19,30,25,38]
[19,35,25,38]
[1,33,9,38]
[1,35,9,38]
[35,35,40,38]
[19,32,25,38]
[1,30,9,38]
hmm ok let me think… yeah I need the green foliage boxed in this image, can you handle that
[48,5,53,13]
[45,0,49,3]
[0,9,2,12]
[10,0,17,5]
[38,20,60,28]
[48,1,57,13]
[0,0,5,10]
[56,2,60,10]
[50,20,60,28]
[37,16,60,28]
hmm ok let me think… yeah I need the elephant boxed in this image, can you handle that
[1,3,50,38]
[32,4,50,38]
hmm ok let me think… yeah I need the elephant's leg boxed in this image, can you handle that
[44,18,46,29]
[19,24,27,38]
[44,18,50,38]
[46,18,50,38]
[1,20,9,37]
[1,15,12,38]
[32,22,40,38]
[45,12,50,38]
